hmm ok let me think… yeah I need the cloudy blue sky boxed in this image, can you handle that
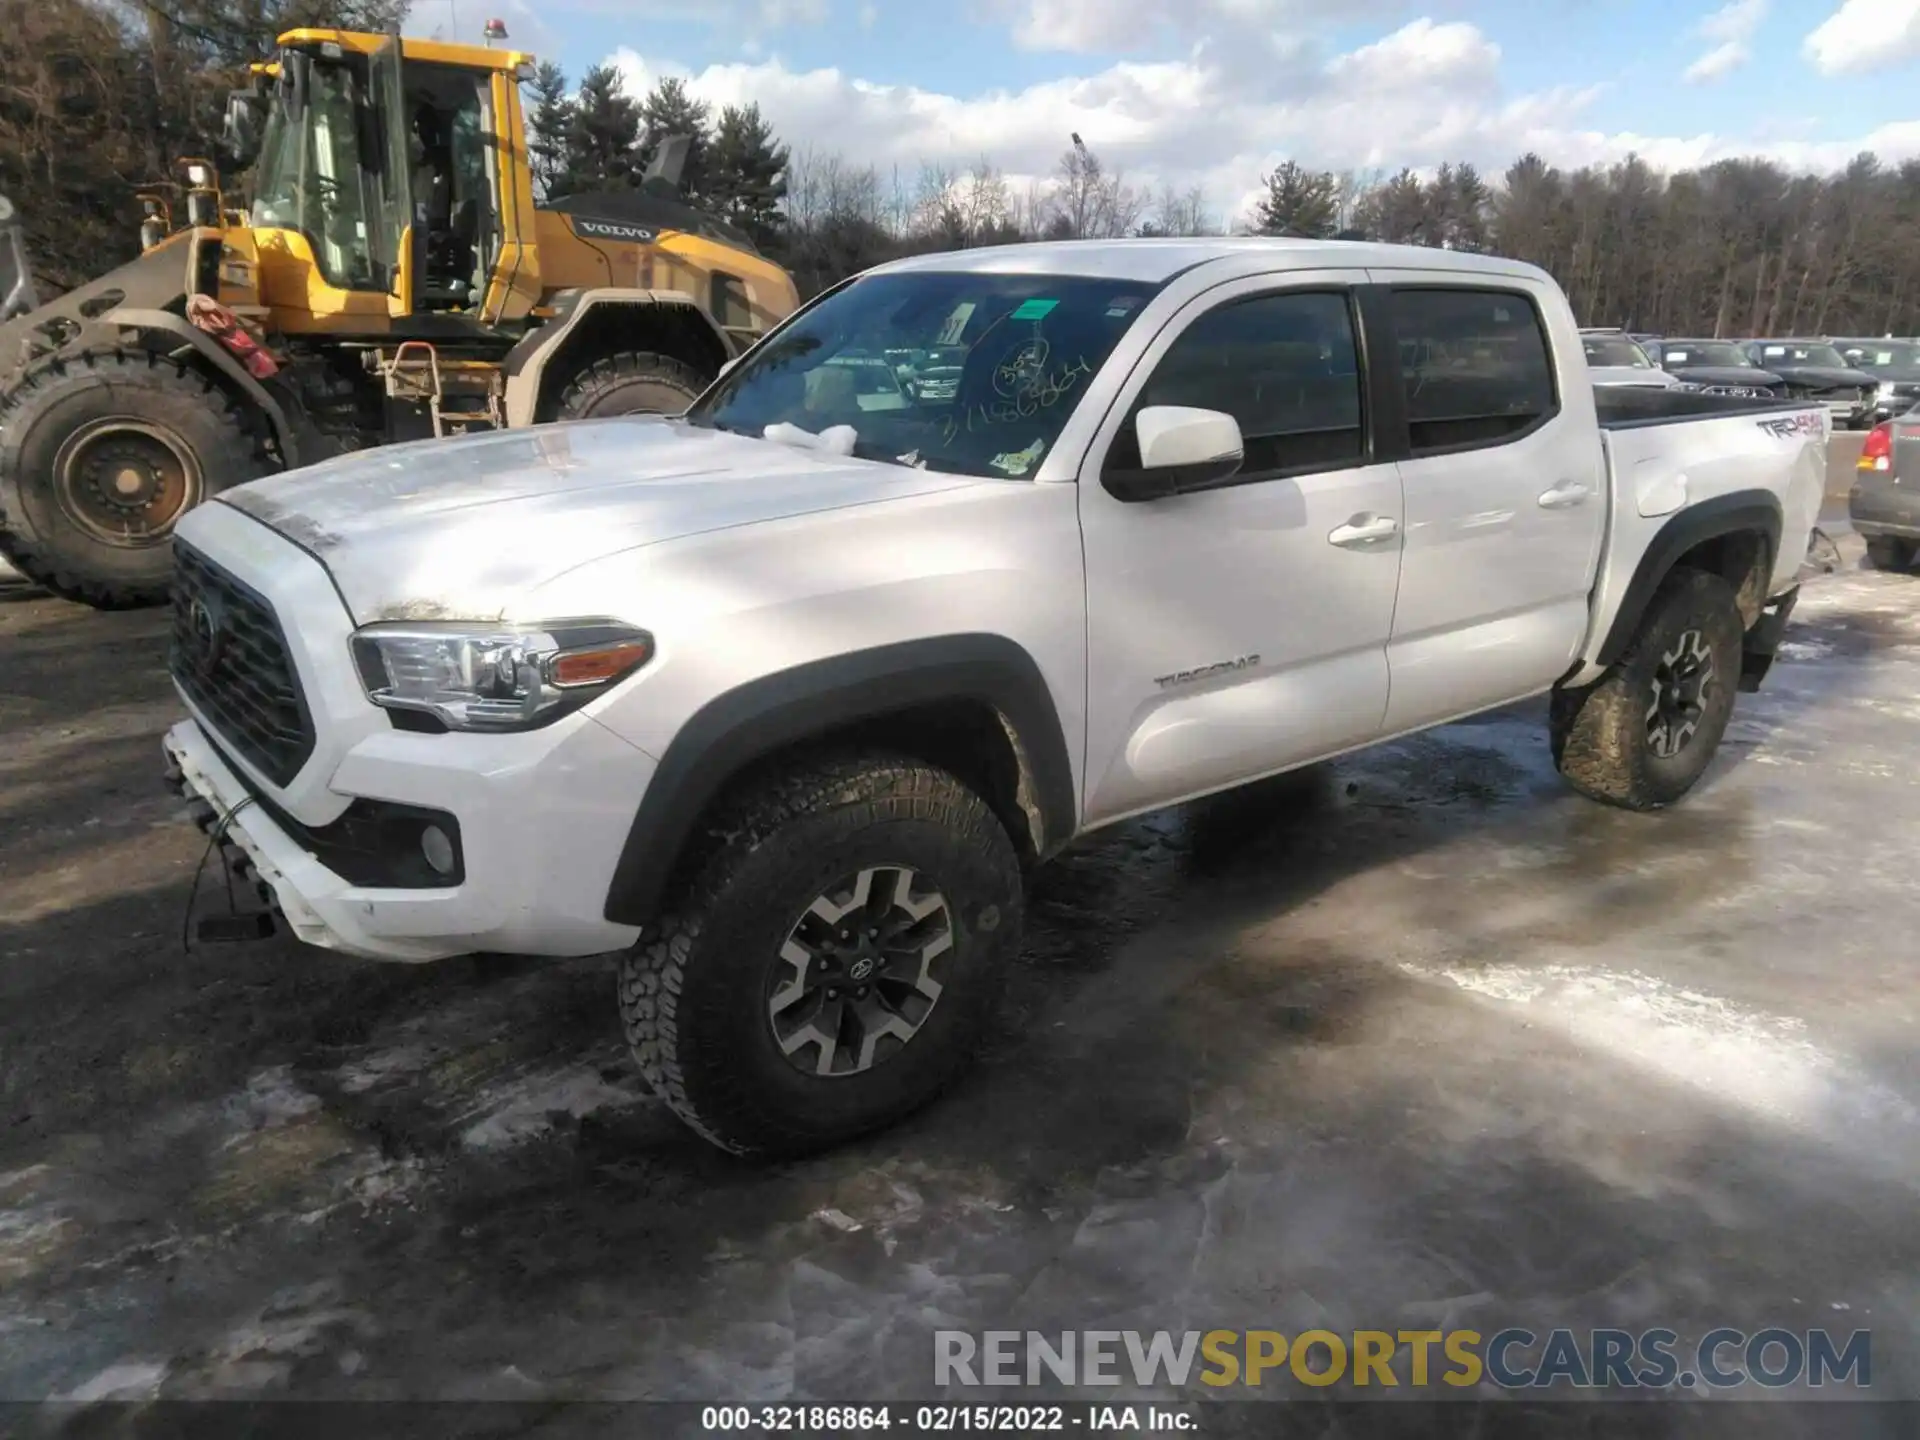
[431,0,1920,221]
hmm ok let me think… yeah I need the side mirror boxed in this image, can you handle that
[1106,405,1244,502]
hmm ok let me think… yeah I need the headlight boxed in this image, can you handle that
[349,620,653,732]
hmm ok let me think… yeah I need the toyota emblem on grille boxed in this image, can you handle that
[185,594,228,677]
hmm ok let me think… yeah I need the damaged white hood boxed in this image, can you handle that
[214,417,980,624]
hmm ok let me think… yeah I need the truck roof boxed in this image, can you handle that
[868,237,1550,285]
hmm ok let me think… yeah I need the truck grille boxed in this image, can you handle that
[169,542,315,787]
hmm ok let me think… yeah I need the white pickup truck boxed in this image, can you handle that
[160,239,1826,1155]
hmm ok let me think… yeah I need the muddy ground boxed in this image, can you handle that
[2,437,1917,1434]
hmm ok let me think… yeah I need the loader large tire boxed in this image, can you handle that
[0,350,271,609]
[553,351,707,420]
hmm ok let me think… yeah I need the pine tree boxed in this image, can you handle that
[637,77,712,201]
[707,103,788,247]
[525,61,575,199]
[566,64,642,191]
[1254,161,1340,238]
[1354,168,1431,244]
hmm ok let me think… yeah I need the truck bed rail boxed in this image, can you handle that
[1594,386,1809,430]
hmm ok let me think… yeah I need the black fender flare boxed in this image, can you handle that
[602,634,1078,929]
[500,289,732,428]
[1595,488,1783,668]
[105,307,302,467]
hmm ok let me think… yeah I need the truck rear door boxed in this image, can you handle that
[1360,272,1607,733]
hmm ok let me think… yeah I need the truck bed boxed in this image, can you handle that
[1560,395,1828,688]
[1593,386,1809,429]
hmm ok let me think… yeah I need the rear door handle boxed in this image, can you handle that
[1328,514,1399,548]
[1538,482,1593,509]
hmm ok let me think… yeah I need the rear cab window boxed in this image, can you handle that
[1388,287,1558,455]
[1106,289,1366,481]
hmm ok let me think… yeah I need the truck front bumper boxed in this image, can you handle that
[163,713,652,964]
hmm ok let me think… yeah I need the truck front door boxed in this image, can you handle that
[1076,274,1403,825]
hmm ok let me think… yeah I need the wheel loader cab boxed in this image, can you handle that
[0,23,802,613]
[244,30,537,332]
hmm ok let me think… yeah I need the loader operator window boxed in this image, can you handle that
[250,59,389,291]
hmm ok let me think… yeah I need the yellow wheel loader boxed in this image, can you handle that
[0,28,799,608]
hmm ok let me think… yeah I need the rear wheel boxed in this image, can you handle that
[0,350,270,608]
[617,754,1024,1156]
[1864,535,1917,572]
[553,351,707,420]
[1551,567,1744,811]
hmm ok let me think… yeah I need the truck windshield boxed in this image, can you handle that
[688,272,1163,477]
[249,57,396,291]
[1582,335,1653,368]
[1661,342,1753,368]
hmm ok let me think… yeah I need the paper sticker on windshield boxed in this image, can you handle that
[1010,298,1059,322]
[989,439,1045,476]
[1105,295,1141,318]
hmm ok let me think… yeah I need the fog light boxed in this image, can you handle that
[420,824,456,877]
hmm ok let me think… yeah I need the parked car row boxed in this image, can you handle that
[1584,327,1920,431]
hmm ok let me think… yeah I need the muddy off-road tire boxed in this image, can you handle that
[1551,567,1745,811]
[554,351,707,420]
[0,350,271,609]
[617,754,1024,1157]
[1864,535,1917,572]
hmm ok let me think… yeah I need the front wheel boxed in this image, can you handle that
[618,754,1024,1156]
[1551,567,1744,811]
[553,351,708,420]
[1864,535,1917,572]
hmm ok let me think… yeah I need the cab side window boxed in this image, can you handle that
[1107,290,1364,479]
[1389,288,1557,455]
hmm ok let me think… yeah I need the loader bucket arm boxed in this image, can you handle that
[0,195,37,323]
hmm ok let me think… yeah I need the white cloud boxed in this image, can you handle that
[608,12,1920,228]
[1684,41,1746,82]
[998,0,1403,52]
[754,0,830,23]
[1684,0,1767,83]
[1804,0,1920,74]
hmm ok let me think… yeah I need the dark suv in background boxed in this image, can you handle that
[1647,339,1783,395]
[1742,339,1878,428]
[1832,338,1920,425]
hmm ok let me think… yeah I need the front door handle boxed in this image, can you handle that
[1538,481,1593,509]
[1328,513,1399,548]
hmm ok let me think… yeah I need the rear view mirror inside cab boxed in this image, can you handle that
[1105,405,1244,502]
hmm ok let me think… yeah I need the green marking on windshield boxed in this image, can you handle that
[1010,298,1059,321]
